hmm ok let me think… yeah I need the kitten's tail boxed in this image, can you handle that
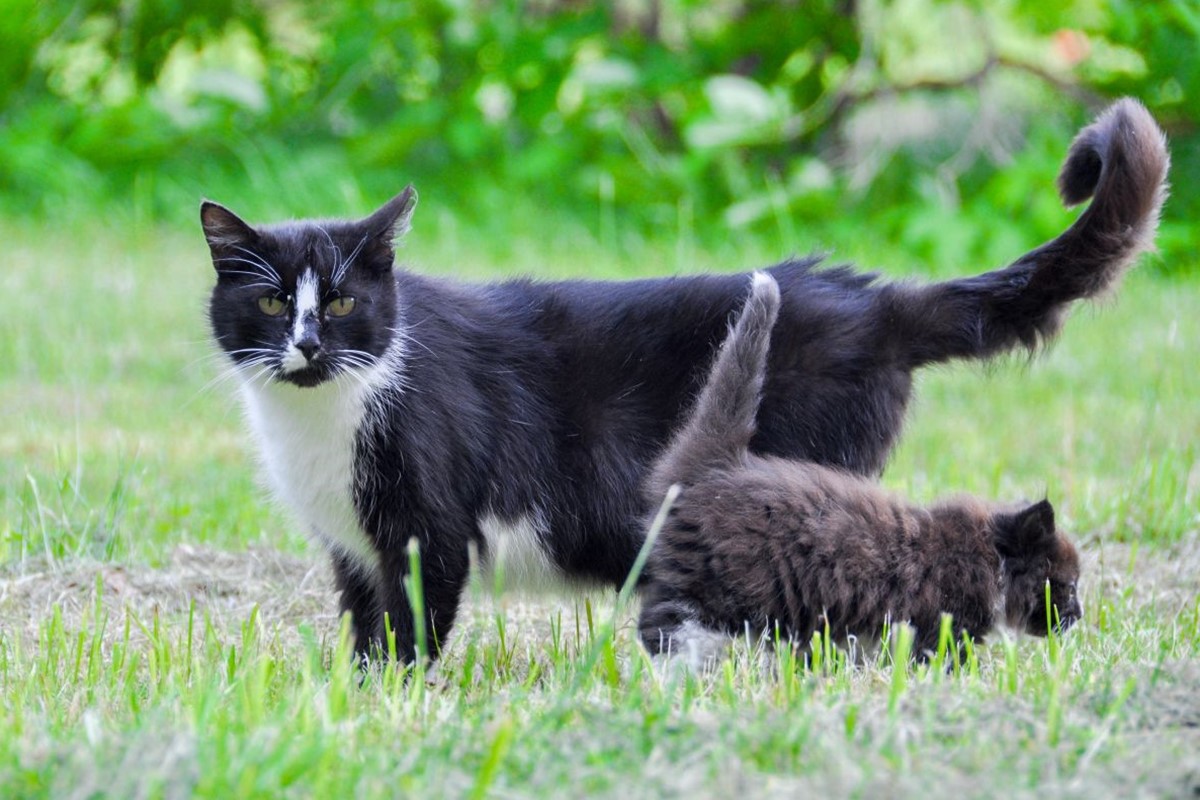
[647,272,782,500]
[894,97,1170,366]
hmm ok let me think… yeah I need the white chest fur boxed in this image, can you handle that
[239,376,382,577]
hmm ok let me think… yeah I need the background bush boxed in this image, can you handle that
[1,0,1195,272]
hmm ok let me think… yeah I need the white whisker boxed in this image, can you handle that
[315,225,336,253]
[335,353,374,367]
[214,256,278,274]
[230,245,281,276]
[244,363,277,390]
[226,347,279,358]
[336,348,381,363]
[215,259,282,289]
[316,225,347,285]
[214,268,284,289]
[334,365,373,394]
[333,235,368,287]
[186,352,278,405]
[388,326,436,358]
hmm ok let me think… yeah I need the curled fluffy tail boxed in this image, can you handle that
[647,272,781,501]
[897,97,1170,366]
[1047,97,1170,295]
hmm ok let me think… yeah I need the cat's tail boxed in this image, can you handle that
[892,97,1170,367]
[647,272,781,501]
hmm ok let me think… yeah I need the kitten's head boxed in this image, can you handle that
[994,499,1082,636]
[201,187,417,388]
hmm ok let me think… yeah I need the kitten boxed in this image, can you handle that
[202,99,1158,662]
[638,272,1083,664]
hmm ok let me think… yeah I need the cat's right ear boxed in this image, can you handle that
[994,499,1056,558]
[200,201,259,262]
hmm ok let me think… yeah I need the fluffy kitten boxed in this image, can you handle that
[639,273,1083,664]
[202,99,1158,662]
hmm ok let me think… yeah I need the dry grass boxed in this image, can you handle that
[6,536,1198,653]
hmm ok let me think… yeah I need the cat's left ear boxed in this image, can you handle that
[995,499,1056,558]
[355,186,417,271]
[363,185,418,245]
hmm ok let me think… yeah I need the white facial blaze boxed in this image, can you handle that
[282,269,320,373]
[293,269,320,338]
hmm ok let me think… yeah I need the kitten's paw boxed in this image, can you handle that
[649,619,731,674]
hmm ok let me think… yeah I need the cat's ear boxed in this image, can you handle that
[200,201,258,262]
[360,186,418,260]
[995,499,1056,558]
[357,185,420,267]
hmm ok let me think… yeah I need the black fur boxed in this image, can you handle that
[202,99,1166,662]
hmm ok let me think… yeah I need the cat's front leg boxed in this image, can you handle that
[377,543,469,663]
[329,552,385,664]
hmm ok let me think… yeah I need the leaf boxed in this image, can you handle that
[703,74,775,122]
[573,57,639,91]
[190,69,267,111]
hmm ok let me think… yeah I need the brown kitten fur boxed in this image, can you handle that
[638,273,1083,663]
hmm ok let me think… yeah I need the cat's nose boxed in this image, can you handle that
[295,330,320,360]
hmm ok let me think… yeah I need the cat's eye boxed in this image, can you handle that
[258,296,286,317]
[326,296,356,317]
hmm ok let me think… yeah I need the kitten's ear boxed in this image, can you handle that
[363,185,418,245]
[995,499,1056,558]
[200,201,258,260]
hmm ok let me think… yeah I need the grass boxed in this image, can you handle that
[1,211,1198,798]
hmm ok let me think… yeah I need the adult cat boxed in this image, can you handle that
[638,272,1082,666]
[201,98,1165,662]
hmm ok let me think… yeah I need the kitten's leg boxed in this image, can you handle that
[329,552,384,664]
[377,545,469,663]
[639,597,730,671]
[886,98,1168,368]
[909,617,975,672]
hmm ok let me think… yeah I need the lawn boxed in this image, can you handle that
[1,212,1197,798]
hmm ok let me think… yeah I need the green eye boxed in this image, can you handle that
[258,296,286,317]
[326,296,356,317]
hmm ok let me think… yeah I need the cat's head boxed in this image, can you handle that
[201,187,416,388]
[994,499,1082,636]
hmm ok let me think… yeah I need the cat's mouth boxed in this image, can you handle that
[275,341,338,387]
[280,365,330,387]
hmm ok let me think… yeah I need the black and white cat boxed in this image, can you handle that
[202,98,1166,662]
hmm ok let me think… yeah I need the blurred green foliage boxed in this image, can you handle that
[1,0,1195,272]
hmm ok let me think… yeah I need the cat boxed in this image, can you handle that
[638,272,1083,666]
[201,98,1162,663]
